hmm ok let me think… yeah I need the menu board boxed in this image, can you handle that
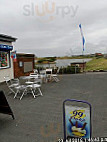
[0,91,14,119]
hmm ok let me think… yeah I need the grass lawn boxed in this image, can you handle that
[86,58,107,71]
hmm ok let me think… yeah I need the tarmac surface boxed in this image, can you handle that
[0,73,107,142]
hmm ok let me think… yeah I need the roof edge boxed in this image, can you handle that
[0,34,17,42]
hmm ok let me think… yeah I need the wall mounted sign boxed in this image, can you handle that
[0,44,13,51]
[24,62,33,73]
[63,99,91,141]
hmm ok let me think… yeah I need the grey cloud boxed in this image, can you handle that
[0,0,107,57]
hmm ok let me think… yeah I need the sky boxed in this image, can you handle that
[0,0,107,57]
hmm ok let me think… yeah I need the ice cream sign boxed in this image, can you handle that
[63,100,91,140]
[70,110,86,122]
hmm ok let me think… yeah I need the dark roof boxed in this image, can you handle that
[95,53,103,55]
[71,62,86,64]
[0,34,17,42]
[16,53,35,58]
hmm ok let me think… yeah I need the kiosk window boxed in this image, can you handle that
[19,61,23,67]
[0,51,10,69]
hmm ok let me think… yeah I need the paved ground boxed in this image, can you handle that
[0,73,107,142]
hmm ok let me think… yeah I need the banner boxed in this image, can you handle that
[11,51,17,62]
[63,100,91,140]
[79,24,85,52]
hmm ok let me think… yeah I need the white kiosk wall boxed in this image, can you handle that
[0,58,14,83]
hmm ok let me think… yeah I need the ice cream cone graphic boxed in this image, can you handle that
[69,119,87,137]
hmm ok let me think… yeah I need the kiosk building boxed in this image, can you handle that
[0,34,17,82]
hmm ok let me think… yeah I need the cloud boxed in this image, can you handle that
[0,0,107,57]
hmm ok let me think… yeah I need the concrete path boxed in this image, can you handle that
[0,73,107,142]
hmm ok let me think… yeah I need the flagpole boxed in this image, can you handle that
[82,39,85,72]
[82,48,85,72]
[82,40,84,72]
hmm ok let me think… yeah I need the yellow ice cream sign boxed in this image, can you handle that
[70,110,86,120]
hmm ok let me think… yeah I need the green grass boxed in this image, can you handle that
[56,56,92,59]
[86,58,107,71]
[36,56,92,60]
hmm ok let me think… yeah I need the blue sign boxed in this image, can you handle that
[0,44,13,51]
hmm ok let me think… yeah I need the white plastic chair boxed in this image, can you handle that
[28,84,42,96]
[33,69,38,74]
[30,73,42,84]
[14,85,27,99]
[4,76,19,95]
[39,70,47,83]
[46,68,59,82]
[30,73,38,78]
[19,84,43,100]
[46,69,52,82]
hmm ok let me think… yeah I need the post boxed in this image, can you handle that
[75,65,76,74]
[82,50,85,72]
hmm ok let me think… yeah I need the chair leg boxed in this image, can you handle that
[34,88,39,97]
[38,88,43,96]
[55,77,60,82]
[30,88,36,98]
[8,91,13,95]
[20,88,27,100]
[52,76,59,82]
[14,90,19,99]
[44,77,47,83]
[9,88,16,94]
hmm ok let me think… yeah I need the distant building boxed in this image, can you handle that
[71,62,86,72]
[0,34,17,82]
[95,53,103,57]
[14,53,35,78]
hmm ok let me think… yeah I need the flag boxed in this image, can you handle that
[11,51,17,62]
[79,24,85,51]
[79,24,81,29]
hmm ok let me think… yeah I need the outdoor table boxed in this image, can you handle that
[20,76,40,80]
[25,81,34,84]
[20,76,33,80]
[30,74,39,78]
[20,75,42,85]
[9,83,19,88]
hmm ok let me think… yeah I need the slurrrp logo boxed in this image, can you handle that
[35,1,55,22]
[23,1,79,23]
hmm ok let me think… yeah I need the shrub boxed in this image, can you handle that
[37,57,56,64]
[59,66,81,74]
